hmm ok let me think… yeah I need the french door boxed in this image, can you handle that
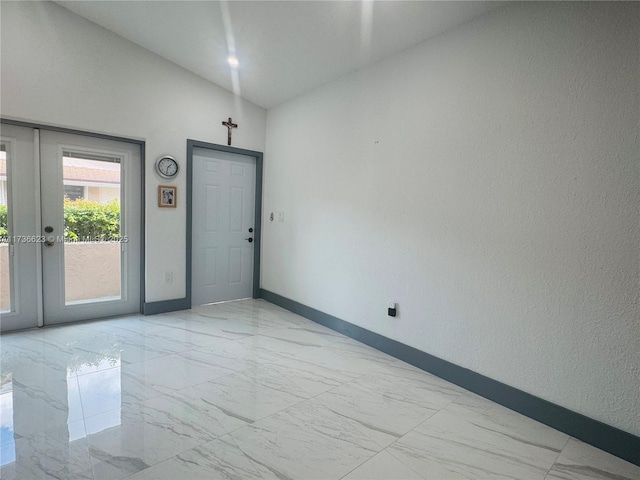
[0,124,141,331]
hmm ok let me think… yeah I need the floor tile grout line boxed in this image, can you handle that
[175,357,371,433]
[382,391,572,480]
[365,392,466,478]
[225,431,272,480]
[336,448,396,480]
[387,393,459,442]
[113,434,222,480]
[542,435,571,480]
[383,445,430,480]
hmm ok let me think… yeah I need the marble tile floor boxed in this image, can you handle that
[0,299,638,480]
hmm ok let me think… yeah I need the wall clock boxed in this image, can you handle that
[155,155,179,178]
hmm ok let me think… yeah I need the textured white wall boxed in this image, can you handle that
[0,1,266,302]
[262,2,640,435]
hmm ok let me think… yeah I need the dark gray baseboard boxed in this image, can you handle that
[143,298,190,315]
[259,288,640,467]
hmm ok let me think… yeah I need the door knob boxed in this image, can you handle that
[245,238,253,243]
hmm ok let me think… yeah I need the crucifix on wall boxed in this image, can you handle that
[222,117,238,146]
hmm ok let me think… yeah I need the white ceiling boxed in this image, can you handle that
[57,1,502,109]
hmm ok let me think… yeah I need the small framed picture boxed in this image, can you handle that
[158,185,177,208]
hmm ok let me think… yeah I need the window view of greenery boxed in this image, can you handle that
[62,156,122,304]
[0,205,7,237]
[1,147,10,312]
[0,200,120,240]
[0,154,123,307]
[63,198,120,241]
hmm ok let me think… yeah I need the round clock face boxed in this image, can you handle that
[156,156,178,178]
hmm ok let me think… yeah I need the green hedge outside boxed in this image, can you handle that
[0,198,120,240]
[0,205,6,237]
[63,198,120,240]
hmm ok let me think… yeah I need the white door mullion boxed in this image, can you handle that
[34,128,44,327]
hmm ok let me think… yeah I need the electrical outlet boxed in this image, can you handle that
[165,271,173,283]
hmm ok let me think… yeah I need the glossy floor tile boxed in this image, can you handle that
[0,299,638,479]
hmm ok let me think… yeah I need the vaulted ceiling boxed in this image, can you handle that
[57,1,503,109]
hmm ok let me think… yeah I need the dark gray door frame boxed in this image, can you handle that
[185,139,263,308]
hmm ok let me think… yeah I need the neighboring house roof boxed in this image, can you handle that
[62,165,120,184]
[0,159,120,185]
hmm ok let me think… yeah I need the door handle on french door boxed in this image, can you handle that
[245,238,253,243]
[44,226,55,246]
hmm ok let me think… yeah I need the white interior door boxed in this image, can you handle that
[0,124,142,331]
[192,147,255,305]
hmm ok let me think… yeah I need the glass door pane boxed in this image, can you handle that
[62,154,122,304]
[0,144,11,313]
